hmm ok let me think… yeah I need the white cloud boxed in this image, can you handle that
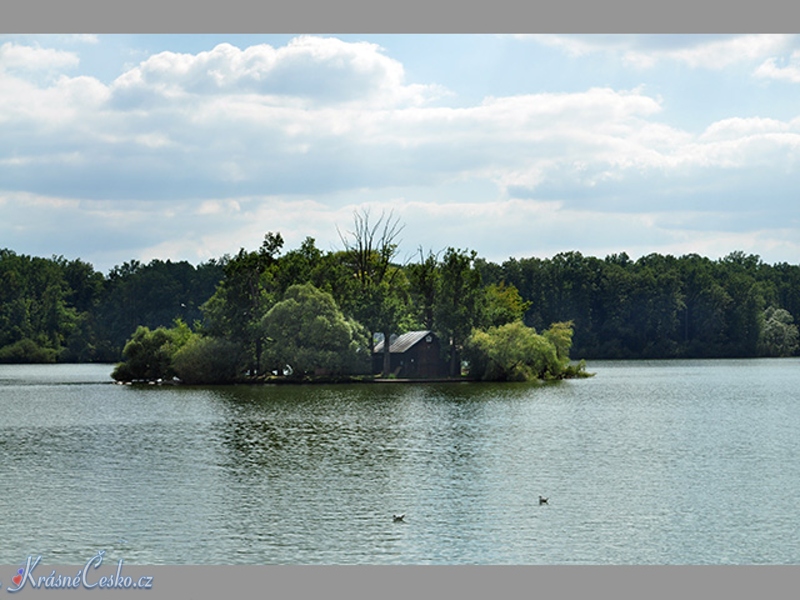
[527,34,796,70]
[682,118,800,171]
[69,34,99,45]
[0,42,80,71]
[0,67,108,128]
[2,43,688,201]
[3,35,800,268]
[110,37,446,109]
[625,34,793,70]
[196,199,241,215]
[699,117,791,141]
[4,42,800,214]
[133,132,175,149]
[754,50,800,83]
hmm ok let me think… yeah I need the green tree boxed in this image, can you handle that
[720,272,764,357]
[172,335,242,384]
[112,320,193,381]
[406,247,440,330]
[434,247,484,376]
[758,306,799,357]
[0,250,79,360]
[201,232,284,375]
[464,320,567,381]
[482,282,531,328]
[273,236,324,296]
[0,339,58,363]
[260,283,370,378]
[94,257,223,360]
[543,320,574,370]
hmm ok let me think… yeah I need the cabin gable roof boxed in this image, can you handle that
[373,330,434,354]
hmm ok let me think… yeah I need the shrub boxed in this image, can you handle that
[0,339,58,363]
[172,336,242,384]
[112,320,193,381]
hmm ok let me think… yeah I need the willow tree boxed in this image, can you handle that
[463,320,578,381]
[759,306,799,357]
[260,283,369,377]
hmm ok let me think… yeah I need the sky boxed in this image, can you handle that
[2,33,800,273]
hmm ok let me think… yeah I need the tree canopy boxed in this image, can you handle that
[3,231,800,376]
[434,247,484,376]
[260,283,370,378]
[464,320,584,382]
[111,320,192,382]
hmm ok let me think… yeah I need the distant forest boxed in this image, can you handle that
[2,221,799,366]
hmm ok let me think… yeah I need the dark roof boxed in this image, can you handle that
[373,330,433,354]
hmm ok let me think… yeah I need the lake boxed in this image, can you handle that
[1,359,799,565]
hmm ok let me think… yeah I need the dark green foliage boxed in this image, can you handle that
[4,233,800,369]
[96,258,224,359]
[496,250,796,359]
[260,283,370,378]
[172,336,242,384]
[272,236,325,295]
[406,248,439,330]
[434,247,484,376]
[0,339,58,363]
[60,257,104,314]
[201,232,284,375]
[112,321,192,381]
[0,250,79,359]
[338,210,409,377]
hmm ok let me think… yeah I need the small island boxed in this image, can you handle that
[109,213,591,385]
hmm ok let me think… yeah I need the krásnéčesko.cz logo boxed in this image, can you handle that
[2,551,154,592]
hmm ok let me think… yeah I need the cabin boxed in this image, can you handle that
[372,330,449,379]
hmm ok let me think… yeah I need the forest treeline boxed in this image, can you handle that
[1,217,799,373]
[0,249,223,363]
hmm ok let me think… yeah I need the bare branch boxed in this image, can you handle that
[338,208,405,287]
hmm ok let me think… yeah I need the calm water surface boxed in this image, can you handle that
[1,359,799,564]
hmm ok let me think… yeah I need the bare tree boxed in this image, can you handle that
[338,208,406,377]
[338,208,404,286]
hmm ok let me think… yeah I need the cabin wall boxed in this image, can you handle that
[372,335,448,378]
[405,337,447,378]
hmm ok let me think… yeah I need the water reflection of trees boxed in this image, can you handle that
[214,385,409,485]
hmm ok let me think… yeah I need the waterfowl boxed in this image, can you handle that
[539,495,549,505]
[393,514,405,522]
